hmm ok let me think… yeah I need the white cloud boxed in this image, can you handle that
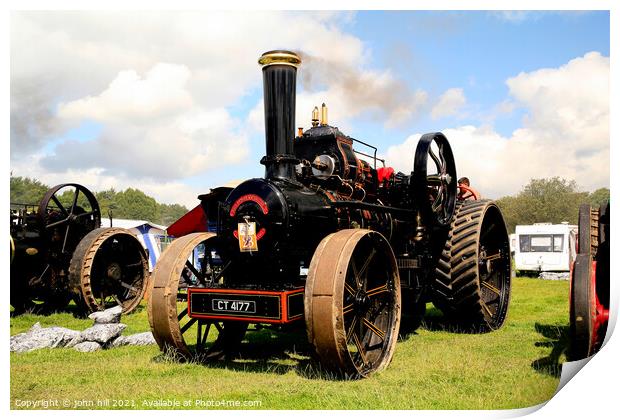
[11,10,430,207]
[431,88,466,119]
[10,11,367,159]
[385,52,609,198]
[506,51,608,147]
[58,63,193,124]
[11,11,367,114]
[40,63,248,181]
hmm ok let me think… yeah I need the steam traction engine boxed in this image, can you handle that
[148,51,512,377]
[10,183,149,314]
[569,201,610,360]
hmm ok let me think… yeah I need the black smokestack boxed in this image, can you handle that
[258,50,301,180]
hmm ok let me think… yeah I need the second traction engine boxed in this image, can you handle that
[149,50,512,378]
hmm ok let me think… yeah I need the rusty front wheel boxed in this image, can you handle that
[148,233,247,361]
[69,228,149,314]
[305,229,401,378]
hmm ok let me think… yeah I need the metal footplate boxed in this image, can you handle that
[187,287,305,324]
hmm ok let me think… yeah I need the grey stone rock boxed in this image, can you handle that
[109,335,128,347]
[80,323,126,344]
[10,323,83,353]
[9,332,30,353]
[539,271,570,280]
[110,332,156,347]
[74,341,102,352]
[88,305,123,324]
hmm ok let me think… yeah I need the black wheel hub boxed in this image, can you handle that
[355,291,371,312]
[106,262,122,282]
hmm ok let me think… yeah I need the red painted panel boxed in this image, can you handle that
[187,287,304,324]
[166,205,207,237]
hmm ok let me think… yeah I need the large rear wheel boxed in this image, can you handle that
[305,229,401,378]
[432,200,511,331]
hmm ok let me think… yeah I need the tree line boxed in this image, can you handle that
[10,176,189,227]
[494,177,609,233]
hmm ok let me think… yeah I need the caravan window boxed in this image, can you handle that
[519,234,564,253]
[530,235,552,252]
[519,235,532,252]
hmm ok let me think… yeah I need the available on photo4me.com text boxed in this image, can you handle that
[14,398,263,409]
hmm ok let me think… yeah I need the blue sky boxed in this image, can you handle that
[349,11,609,135]
[202,11,610,192]
[10,11,610,207]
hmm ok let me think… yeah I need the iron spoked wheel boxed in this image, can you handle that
[38,183,101,257]
[148,233,248,362]
[569,253,596,360]
[305,229,401,378]
[69,228,149,314]
[432,200,511,331]
[412,132,457,227]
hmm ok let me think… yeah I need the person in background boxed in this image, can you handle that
[457,176,481,201]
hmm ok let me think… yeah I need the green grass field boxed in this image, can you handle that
[10,277,569,410]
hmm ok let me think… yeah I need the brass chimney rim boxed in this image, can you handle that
[258,50,301,68]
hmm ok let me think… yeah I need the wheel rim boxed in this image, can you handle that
[412,132,457,227]
[306,229,401,377]
[148,233,247,361]
[570,253,595,359]
[476,205,511,329]
[71,228,149,314]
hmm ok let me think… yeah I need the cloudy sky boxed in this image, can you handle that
[10,11,610,208]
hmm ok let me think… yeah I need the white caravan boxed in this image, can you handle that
[514,223,577,273]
